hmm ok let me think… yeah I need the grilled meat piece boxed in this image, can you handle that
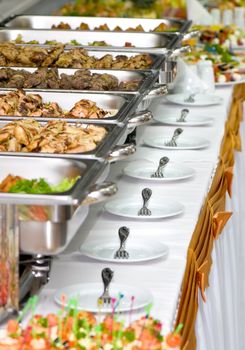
[0,119,106,153]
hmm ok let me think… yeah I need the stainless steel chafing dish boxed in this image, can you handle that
[2,15,192,34]
[0,90,154,133]
[0,28,182,52]
[0,15,191,320]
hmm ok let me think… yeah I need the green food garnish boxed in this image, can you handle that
[8,176,80,194]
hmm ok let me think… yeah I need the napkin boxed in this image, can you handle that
[169,58,207,94]
[186,0,213,25]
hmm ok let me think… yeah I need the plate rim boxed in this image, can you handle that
[165,93,223,106]
[80,239,169,263]
[123,162,196,181]
[153,115,214,126]
[54,282,153,313]
[104,198,185,219]
[143,136,210,150]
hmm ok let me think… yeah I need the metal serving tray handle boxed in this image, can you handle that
[182,30,200,41]
[168,45,191,59]
[81,181,117,206]
[127,110,153,127]
[106,143,136,163]
[146,83,168,97]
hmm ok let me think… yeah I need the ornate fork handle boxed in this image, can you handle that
[98,267,114,305]
[177,108,189,122]
[165,128,183,147]
[138,188,152,216]
[184,93,196,103]
[114,226,130,259]
[151,156,169,178]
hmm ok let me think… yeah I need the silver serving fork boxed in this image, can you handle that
[98,267,114,306]
[151,156,169,178]
[184,93,196,103]
[176,108,189,122]
[114,226,130,259]
[138,188,152,216]
[165,128,183,147]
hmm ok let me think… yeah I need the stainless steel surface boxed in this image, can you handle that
[0,156,108,205]
[169,45,191,59]
[165,128,183,147]
[127,109,153,127]
[81,181,117,206]
[0,120,128,160]
[99,267,114,306]
[19,255,52,306]
[0,66,172,96]
[0,28,181,51]
[106,144,136,163]
[0,90,137,124]
[151,156,170,178]
[138,188,152,216]
[114,226,130,259]
[3,15,191,34]
[177,109,189,122]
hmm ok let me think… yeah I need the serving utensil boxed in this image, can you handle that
[98,267,114,306]
[165,128,183,147]
[138,188,152,216]
[114,226,130,259]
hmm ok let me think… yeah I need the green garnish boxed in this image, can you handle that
[123,330,135,342]
[38,317,48,328]
[8,176,80,194]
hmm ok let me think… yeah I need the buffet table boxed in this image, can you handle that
[30,83,244,349]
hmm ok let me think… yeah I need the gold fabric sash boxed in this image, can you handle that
[175,84,245,349]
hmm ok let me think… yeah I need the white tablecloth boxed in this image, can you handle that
[195,105,245,350]
[35,86,240,342]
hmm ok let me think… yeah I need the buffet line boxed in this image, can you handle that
[0,15,193,322]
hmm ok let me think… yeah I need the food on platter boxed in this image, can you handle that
[184,44,243,83]
[14,34,133,48]
[0,119,107,153]
[0,90,110,119]
[191,25,245,49]
[51,21,178,32]
[0,175,80,194]
[0,43,153,70]
[0,307,183,350]
[0,68,140,91]
[58,0,167,18]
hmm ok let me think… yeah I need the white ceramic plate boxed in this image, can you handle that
[123,162,195,181]
[105,198,184,219]
[54,283,153,313]
[80,238,169,263]
[215,75,245,87]
[165,93,223,106]
[154,114,213,126]
[144,135,210,150]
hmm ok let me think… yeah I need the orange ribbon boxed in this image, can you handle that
[225,166,233,197]
[212,211,233,239]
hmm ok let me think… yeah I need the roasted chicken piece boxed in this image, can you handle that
[0,119,106,154]
[68,99,108,119]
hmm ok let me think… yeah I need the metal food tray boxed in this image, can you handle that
[0,156,109,255]
[0,156,107,206]
[0,66,169,91]
[0,44,168,71]
[0,90,142,124]
[0,28,182,52]
[2,15,192,34]
[0,119,128,159]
